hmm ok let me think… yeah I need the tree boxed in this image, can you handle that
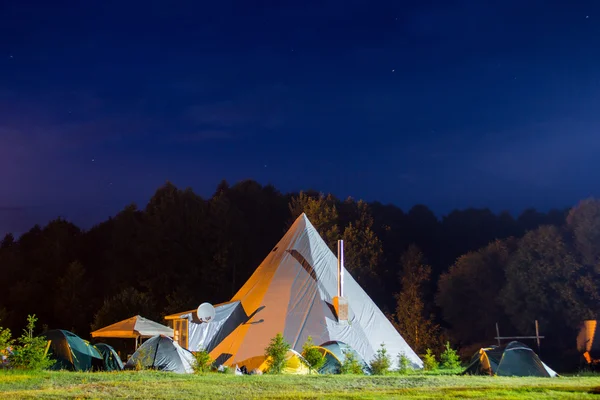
[288,192,340,250]
[396,353,413,374]
[9,315,54,370]
[436,239,515,344]
[264,333,290,374]
[341,200,383,296]
[369,343,391,375]
[501,225,594,335]
[393,245,440,354]
[422,349,438,371]
[566,198,600,269]
[301,336,326,371]
[54,261,88,334]
[340,349,364,374]
[439,341,461,369]
[192,348,214,374]
[1,233,14,249]
[91,288,158,331]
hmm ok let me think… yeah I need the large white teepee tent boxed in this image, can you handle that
[166,213,422,370]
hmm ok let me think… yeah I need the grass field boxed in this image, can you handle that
[1,370,600,399]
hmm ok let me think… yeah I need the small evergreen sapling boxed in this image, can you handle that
[192,348,214,373]
[9,315,54,370]
[370,343,391,375]
[264,333,290,374]
[301,336,325,371]
[422,348,438,371]
[397,353,413,375]
[439,341,462,369]
[341,349,364,374]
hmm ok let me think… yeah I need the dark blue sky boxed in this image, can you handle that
[1,0,600,235]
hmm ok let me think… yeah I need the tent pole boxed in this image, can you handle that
[496,323,501,346]
[337,240,344,297]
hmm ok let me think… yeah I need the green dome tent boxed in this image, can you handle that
[42,330,103,371]
[463,341,557,377]
[94,343,124,371]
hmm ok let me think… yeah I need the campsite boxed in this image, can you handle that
[4,208,600,398]
[4,0,600,397]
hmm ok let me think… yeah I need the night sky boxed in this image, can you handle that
[2,1,600,236]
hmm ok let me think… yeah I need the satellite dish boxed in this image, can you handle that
[197,302,216,323]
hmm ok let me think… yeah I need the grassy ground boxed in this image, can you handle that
[1,370,600,399]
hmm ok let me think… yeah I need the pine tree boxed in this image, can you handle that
[393,245,440,354]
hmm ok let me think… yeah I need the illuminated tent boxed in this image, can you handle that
[125,335,195,374]
[91,315,174,348]
[166,213,422,371]
[42,330,103,371]
[316,341,371,374]
[463,341,557,377]
[257,349,313,374]
[577,320,600,364]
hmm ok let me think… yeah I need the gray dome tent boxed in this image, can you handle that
[125,335,195,374]
[463,341,557,377]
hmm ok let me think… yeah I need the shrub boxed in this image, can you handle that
[422,348,438,371]
[397,353,413,375]
[0,326,12,351]
[341,349,364,374]
[439,341,461,369]
[192,348,214,374]
[0,326,13,367]
[9,315,54,370]
[264,333,290,374]
[301,336,326,371]
[370,343,391,375]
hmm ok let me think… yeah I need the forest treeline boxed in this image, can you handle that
[0,179,597,368]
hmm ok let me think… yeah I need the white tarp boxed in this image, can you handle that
[181,301,245,352]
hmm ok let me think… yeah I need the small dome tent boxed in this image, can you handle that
[94,343,124,371]
[125,335,195,374]
[318,341,371,374]
[463,341,557,377]
[42,330,103,371]
[257,349,313,375]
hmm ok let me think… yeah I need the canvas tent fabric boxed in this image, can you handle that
[173,213,422,371]
[91,315,173,339]
[125,335,195,374]
[42,330,103,371]
[315,346,341,374]
[318,341,371,374]
[166,301,247,352]
[576,320,600,363]
[463,341,557,377]
[257,349,313,374]
[94,343,124,371]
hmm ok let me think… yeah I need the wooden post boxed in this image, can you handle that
[496,323,501,346]
[535,320,541,352]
